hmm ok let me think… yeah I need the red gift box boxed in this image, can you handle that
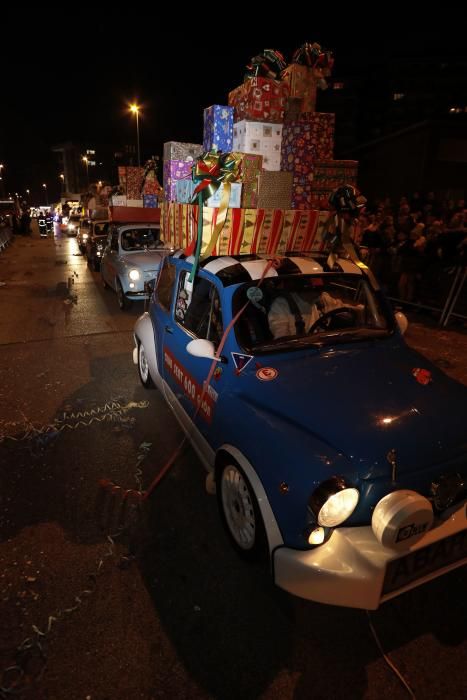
[228,77,289,124]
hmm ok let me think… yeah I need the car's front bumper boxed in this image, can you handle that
[125,289,150,301]
[273,498,467,609]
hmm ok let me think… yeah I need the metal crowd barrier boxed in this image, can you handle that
[381,261,467,327]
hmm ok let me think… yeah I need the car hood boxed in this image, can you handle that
[123,251,165,270]
[238,339,467,479]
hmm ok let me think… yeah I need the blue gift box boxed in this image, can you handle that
[143,194,158,208]
[175,179,196,204]
[203,105,234,153]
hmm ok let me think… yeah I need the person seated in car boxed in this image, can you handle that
[268,284,357,340]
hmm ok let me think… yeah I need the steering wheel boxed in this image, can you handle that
[308,306,359,334]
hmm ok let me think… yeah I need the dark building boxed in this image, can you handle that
[318,54,467,200]
[52,142,139,196]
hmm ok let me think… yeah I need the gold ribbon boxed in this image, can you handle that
[190,151,243,260]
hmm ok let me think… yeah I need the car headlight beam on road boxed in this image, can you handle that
[309,477,359,528]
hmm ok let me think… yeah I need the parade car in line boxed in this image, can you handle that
[85,220,110,271]
[66,214,81,237]
[133,251,467,609]
[101,222,172,310]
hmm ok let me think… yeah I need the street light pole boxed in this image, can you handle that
[130,104,141,167]
[82,157,89,188]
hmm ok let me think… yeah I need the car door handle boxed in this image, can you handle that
[165,325,173,334]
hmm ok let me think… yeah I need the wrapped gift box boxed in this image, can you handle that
[111,195,127,207]
[163,160,194,202]
[126,167,144,199]
[228,77,289,124]
[175,180,242,208]
[143,194,158,208]
[233,121,283,171]
[206,183,242,208]
[311,159,358,187]
[234,151,263,208]
[281,64,317,113]
[257,171,293,209]
[203,105,234,152]
[281,114,335,170]
[163,141,203,162]
[161,202,326,256]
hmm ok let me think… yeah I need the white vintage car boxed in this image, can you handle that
[100,223,172,310]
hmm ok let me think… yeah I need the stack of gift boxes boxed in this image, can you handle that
[116,166,162,208]
[160,47,359,252]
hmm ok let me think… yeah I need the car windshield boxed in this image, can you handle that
[233,273,391,352]
[120,228,162,251]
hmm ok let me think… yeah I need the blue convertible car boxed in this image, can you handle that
[133,251,467,609]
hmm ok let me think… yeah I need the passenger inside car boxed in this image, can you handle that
[121,228,162,251]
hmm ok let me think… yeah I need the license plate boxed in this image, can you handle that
[382,528,467,595]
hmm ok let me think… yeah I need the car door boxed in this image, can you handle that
[102,227,120,290]
[153,262,229,444]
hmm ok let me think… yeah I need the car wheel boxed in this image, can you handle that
[217,459,268,561]
[117,278,131,310]
[93,259,100,272]
[137,341,154,388]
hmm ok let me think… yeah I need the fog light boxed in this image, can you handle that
[129,282,135,289]
[308,526,325,545]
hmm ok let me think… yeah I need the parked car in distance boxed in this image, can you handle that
[133,251,467,610]
[66,214,81,237]
[100,222,172,310]
[85,220,110,271]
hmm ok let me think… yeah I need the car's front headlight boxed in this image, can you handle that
[129,269,140,281]
[68,224,75,230]
[309,477,359,527]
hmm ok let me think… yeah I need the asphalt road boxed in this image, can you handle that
[0,224,466,700]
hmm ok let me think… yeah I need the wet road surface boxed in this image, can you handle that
[0,224,466,699]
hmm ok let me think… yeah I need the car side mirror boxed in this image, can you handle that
[395,311,408,335]
[186,338,222,361]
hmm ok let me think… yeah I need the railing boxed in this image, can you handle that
[369,253,467,327]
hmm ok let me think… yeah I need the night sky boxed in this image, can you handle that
[2,15,466,202]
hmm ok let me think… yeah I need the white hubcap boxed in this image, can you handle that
[221,465,256,550]
[139,345,149,382]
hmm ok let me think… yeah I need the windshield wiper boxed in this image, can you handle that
[316,328,389,344]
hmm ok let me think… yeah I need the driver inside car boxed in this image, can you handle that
[268,285,353,340]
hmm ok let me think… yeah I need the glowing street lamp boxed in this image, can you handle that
[129,103,141,167]
[59,173,65,193]
[82,156,89,187]
[42,183,48,205]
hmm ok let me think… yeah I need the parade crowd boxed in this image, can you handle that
[353,192,467,303]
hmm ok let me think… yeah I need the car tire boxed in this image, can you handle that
[117,278,131,310]
[216,458,268,562]
[137,341,154,389]
[93,259,100,272]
